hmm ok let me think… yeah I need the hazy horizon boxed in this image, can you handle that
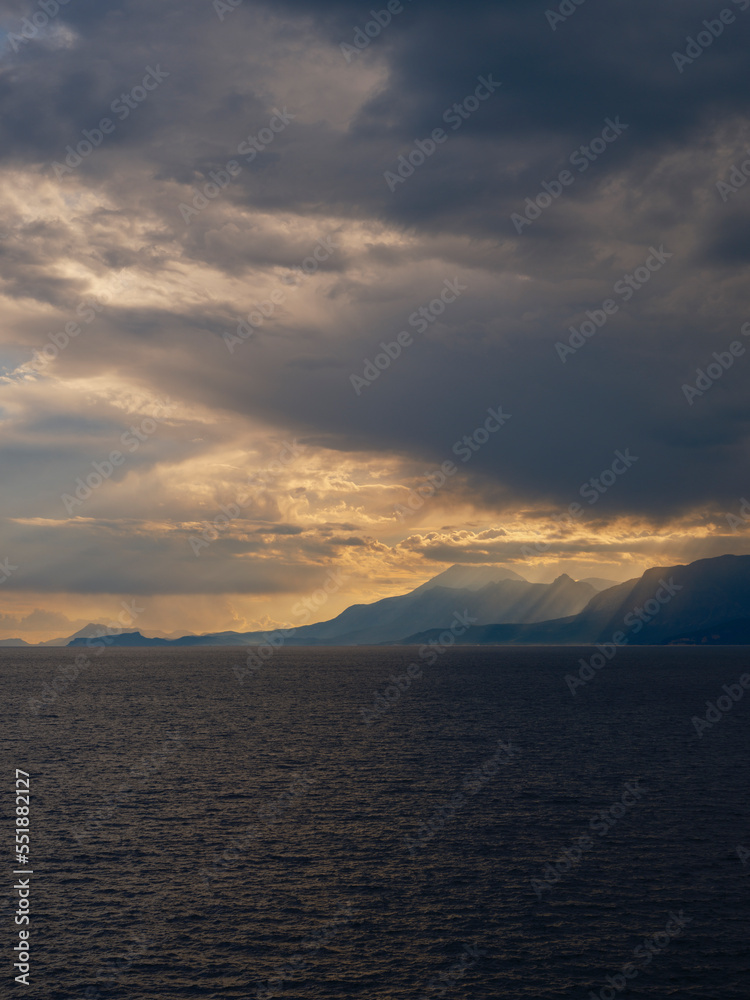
[2,559,641,643]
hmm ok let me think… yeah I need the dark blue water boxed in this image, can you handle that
[2,646,749,999]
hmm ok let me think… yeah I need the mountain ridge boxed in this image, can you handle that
[54,555,750,648]
[399,554,750,646]
[64,563,594,647]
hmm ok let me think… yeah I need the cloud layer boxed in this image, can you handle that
[1,0,749,635]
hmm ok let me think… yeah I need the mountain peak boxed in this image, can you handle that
[415,563,527,594]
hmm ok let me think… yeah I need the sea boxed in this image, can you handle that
[2,645,749,999]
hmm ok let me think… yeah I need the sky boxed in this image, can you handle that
[1,0,749,641]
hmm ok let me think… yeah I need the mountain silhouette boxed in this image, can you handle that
[62,555,750,648]
[400,554,750,646]
[66,564,593,647]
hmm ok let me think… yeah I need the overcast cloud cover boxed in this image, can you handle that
[1,0,750,638]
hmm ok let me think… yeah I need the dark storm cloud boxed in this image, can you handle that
[2,0,750,544]
[704,209,750,262]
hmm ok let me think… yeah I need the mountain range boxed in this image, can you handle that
[66,563,596,647]
[405,554,750,646]
[0,624,186,648]
[56,554,750,648]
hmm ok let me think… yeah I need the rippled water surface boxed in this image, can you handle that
[2,645,749,999]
